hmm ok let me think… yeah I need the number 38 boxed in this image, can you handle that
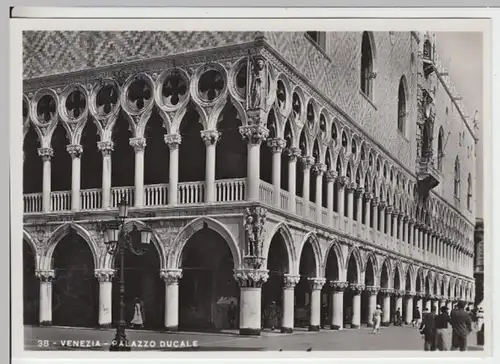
[37,340,49,347]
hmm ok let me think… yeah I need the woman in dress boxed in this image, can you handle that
[372,304,383,334]
[130,297,145,329]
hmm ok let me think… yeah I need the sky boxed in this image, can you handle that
[434,32,484,219]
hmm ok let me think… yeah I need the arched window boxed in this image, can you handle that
[360,31,375,98]
[454,157,460,198]
[397,76,407,133]
[467,173,472,211]
[437,127,444,171]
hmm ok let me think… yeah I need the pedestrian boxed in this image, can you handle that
[413,307,421,328]
[372,304,383,334]
[227,301,237,329]
[419,306,437,351]
[130,296,145,329]
[395,308,402,326]
[320,301,328,329]
[435,306,451,351]
[265,301,279,330]
[450,301,472,351]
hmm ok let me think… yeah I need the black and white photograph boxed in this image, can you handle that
[11,13,490,359]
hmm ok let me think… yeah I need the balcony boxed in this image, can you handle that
[416,154,441,192]
[23,179,458,272]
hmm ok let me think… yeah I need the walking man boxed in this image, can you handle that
[435,306,451,351]
[419,306,437,351]
[372,304,383,334]
[450,301,472,351]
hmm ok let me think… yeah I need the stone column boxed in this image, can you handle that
[38,147,53,213]
[330,281,348,330]
[95,269,115,328]
[129,137,146,207]
[337,176,348,217]
[301,156,315,218]
[239,125,269,202]
[234,269,269,335]
[346,183,355,220]
[350,284,364,329]
[36,270,55,325]
[325,171,337,226]
[164,134,181,205]
[97,141,114,209]
[160,269,183,331]
[394,290,403,313]
[425,297,432,311]
[379,203,386,233]
[281,275,300,333]
[67,144,83,211]
[391,211,398,238]
[408,219,413,246]
[312,163,327,222]
[267,138,286,207]
[415,294,423,314]
[200,130,220,203]
[371,198,379,230]
[365,286,380,327]
[308,278,326,331]
[404,292,415,324]
[364,193,373,226]
[355,187,364,222]
[446,300,453,312]
[286,147,301,213]
[402,216,408,243]
[381,288,392,326]
[386,207,393,236]
[432,298,439,313]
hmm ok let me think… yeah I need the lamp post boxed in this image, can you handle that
[103,197,152,352]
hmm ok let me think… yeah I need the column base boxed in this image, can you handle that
[99,324,113,329]
[280,327,293,334]
[39,321,52,326]
[350,324,360,329]
[164,326,178,332]
[330,325,342,330]
[381,322,391,327]
[239,328,261,336]
[308,325,320,332]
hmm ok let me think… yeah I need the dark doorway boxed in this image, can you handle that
[23,240,39,325]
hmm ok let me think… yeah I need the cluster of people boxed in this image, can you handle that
[418,301,478,351]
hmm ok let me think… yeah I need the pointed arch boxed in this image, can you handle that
[323,239,345,276]
[23,229,39,270]
[262,222,297,274]
[297,232,322,277]
[364,251,379,286]
[42,223,99,271]
[168,217,242,270]
[345,245,363,284]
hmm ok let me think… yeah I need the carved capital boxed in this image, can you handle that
[234,269,269,288]
[37,147,53,161]
[129,137,147,152]
[286,147,302,162]
[283,275,300,289]
[379,201,387,209]
[308,277,326,291]
[349,283,365,294]
[36,269,55,282]
[355,187,365,197]
[94,269,115,283]
[364,192,374,201]
[371,197,380,207]
[160,269,183,284]
[66,144,83,158]
[365,285,380,295]
[330,281,349,292]
[405,291,417,298]
[239,125,269,145]
[97,141,114,156]
[312,163,327,176]
[164,133,182,150]
[325,170,338,182]
[301,156,315,170]
[200,130,220,146]
[267,138,286,153]
[346,182,357,192]
[380,288,394,296]
[337,176,349,187]
[393,289,405,298]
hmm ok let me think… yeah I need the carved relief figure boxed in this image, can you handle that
[244,207,267,257]
[249,57,265,109]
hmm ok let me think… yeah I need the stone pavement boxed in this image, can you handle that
[24,325,485,352]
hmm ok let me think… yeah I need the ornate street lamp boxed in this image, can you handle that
[103,197,152,351]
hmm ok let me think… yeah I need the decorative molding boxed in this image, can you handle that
[308,277,326,291]
[330,281,349,292]
[94,269,115,282]
[266,137,286,154]
[160,269,183,284]
[35,269,55,282]
[283,274,300,289]
[164,133,182,150]
[200,130,221,146]
[66,144,83,158]
[239,125,269,145]
[233,269,269,288]
[129,137,147,152]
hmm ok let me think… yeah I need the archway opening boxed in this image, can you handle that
[80,119,102,190]
[414,273,423,315]
[144,108,169,186]
[281,120,293,191]
[362,258,376,324]
[111,112,135,187]
[112,227,164,330]
[23,124,43,194]
[51,123,72,192]
[295,240,316,328]
[260,110,276,185]
[216,101,246,180]
[324,246,340,327]
[378,262,390,312]
[392,267,401,322]
[344,253,359,327]
[179,227,237,331]
[296,130,307,198]
[23,240,39,325]
[52,231,98,327]
[262,231,289,330]
[178,105,205,183]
